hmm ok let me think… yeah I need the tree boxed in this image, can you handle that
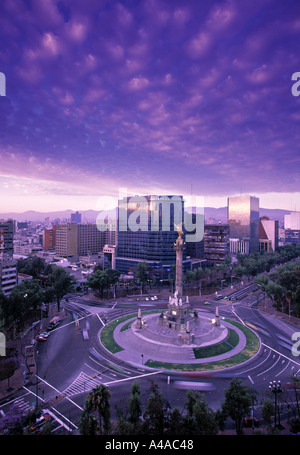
[222,378,252,435]
[261,397,274,428]
[85,385,111,435]
[4,279,44,332]
[0,405,25,435]
[78,408,98,435]
[17,256,46,279]
[183,390,218,435]
[128,380,142,428]
[143,382,170,434]
[135,262,150,293]
[167,407,184,435]
[47,265,76,311]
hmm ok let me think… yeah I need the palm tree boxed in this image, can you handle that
[85,384,111,435]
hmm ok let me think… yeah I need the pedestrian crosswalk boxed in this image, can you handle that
[10,396,34,414]
[63,371,104,397]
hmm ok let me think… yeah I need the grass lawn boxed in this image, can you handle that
[100,312,260,372]
[100,310,158,353]
[100,314,135,353]
[193,328,239,359]
[145,320,260,372]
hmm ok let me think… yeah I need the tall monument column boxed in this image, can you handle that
[174,226,185,297]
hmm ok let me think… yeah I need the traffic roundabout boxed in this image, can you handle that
[99,310,261,373]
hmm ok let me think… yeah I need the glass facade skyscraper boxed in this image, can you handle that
[116,195,190,277]
[227,196,259,253]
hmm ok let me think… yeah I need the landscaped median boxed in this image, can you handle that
[99,312,260,372]
[100,311,157,354]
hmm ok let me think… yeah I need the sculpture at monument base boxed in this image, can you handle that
[136,307,143,329]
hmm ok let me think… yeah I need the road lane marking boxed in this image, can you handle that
[96,313,105,325]
[275,360,291,377]
[262,343,300,366]
[257,354,281,376]
[35,375,83,411]
[236,349,272,375]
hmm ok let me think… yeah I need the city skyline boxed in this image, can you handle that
[1,0,300,213]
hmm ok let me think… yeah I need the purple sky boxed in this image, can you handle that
[0,0,300,213]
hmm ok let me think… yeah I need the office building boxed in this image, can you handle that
[116,195,192,278]
[55,224,78,258]
[0,259,17,295]
[284,211,300,245]
[284,229,300,244]
[204,224,230,264]
[44,226,56,250]
[284,211,300,230]
[77,224,106,256]
[227,196,259,254]
[259,217,279,252]
[0,220,15,258]
[185,212,204,259]
[55,223,109,258]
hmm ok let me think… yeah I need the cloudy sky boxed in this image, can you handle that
[0,0,300,213]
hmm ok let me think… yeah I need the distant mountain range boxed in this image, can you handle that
[0,207,291,227]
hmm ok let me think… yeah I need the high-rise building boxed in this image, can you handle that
[55,223,108,258]
[0,259,17,295]
[116,195,192,278]
[185,212,204,259]
[204,224,230,264]
[0,220,15,258]
[77,224,106,256]
[55,224,78,257]
[44,226,56,250]
[227,195,259,254]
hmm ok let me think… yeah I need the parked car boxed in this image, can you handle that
[244,416,259,427]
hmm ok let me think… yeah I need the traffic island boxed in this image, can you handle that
[99,311,261,373]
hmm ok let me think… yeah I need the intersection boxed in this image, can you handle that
[1,286,300,433]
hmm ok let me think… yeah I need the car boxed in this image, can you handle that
[204,301,211,305]
[47,323,55,331]
[36,332,50,341]
[47,321,60,330]
[244,416,259,427]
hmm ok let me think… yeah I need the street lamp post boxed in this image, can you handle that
[269,380,283,430]
[35,350,39,411]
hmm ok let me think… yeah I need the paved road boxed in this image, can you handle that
[1,290,300,432]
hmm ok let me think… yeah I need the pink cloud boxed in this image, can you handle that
[186,31,212,59]
[128,76,150,91]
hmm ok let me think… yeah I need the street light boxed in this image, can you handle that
[35,350,39,411]
[269,380,283,430]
